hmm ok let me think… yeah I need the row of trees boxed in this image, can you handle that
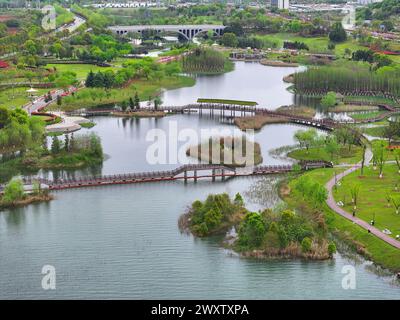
[294,127,360,161]
[294,66,400,97]
[49,133,103,160]
[352,49,392,70]
[182,48,227,74]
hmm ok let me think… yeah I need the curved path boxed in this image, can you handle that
[325,147,400,249]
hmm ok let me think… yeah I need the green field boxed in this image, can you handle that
[285,168,400,272]
[350,111,384,120]
[255,33,364,55]
[46,64,120,80]
[333,164,400,241]
[288,145,364,165]
[0,87,49,109]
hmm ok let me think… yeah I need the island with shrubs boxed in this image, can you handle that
[186,136,262,167]
[179,192,336,260]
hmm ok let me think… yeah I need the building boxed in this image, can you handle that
[271,0,289,10]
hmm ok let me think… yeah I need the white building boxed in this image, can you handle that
[271,0,289,10]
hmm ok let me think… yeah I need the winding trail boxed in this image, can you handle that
[325,147,400,249]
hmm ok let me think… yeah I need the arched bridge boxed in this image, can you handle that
[108,24,225,40]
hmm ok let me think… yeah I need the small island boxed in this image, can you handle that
[0,178,53,210]
[186,136,262,167]
[179,193,336,260]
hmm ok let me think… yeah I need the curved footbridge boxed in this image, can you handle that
[15,161,332,192]
[66,102,398,131]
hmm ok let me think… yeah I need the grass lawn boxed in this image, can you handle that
[370,139,399,161]
[255,33,365,55]
[284,168,400,272]
[350,111,384,120]
[48,75,195,111]
[256,33,330,53]
[362,125,386,138]
[46,64,119,80]
[288,145,363,165]
[333,164,400,241]
[0,87,48,109]
[344,95,400,107]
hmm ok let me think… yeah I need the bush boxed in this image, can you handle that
[2,179,25,204]
[238,212,266,248]
[328,242,337,256]
[301,237,312,253]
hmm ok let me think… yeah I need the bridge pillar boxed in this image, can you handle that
[194,170,197,182]
[221,169,225,181]
[184,170,187,183]
[212,169,216,182]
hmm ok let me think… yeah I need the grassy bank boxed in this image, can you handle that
[283,168,400,272]
[46,63,119,80]
[288,145,363,165]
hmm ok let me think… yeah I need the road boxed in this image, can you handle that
[24,87,77,114]
[325,147,400,249]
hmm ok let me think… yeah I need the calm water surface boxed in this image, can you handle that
[1,62,400,299]
[162,61,303,108]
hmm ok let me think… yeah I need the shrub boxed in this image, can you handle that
[301,237,312,252]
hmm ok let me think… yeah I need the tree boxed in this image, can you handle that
[390,196,400,214]
[2,178,25,204]
[121,100,128,112]
[129,97,135,110]
[373,142,387,178]
[234,192,244,206]
[329,22,347,42]
[328,242,336,257]
[294,129,317,151]
[86,70,95,87]
[238,212,266,248]
[0,106,9,128]
[325,136,340,161]
[204,208,223,229]
[320,91,337,108]
[221,32,239,47]
[384,120,400,145]
[64,134,70,152]
[134,92,140,110]
[51,136,61,155]
[350,184,360,210]
[154,96,163,110]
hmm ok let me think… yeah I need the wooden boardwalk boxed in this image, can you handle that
[65,103,398,127]
[12,162,332,191]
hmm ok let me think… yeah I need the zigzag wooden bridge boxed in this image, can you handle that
[12,161,332,192]
[66,102,399,127]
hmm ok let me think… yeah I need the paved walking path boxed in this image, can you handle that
[325,147,400,249]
